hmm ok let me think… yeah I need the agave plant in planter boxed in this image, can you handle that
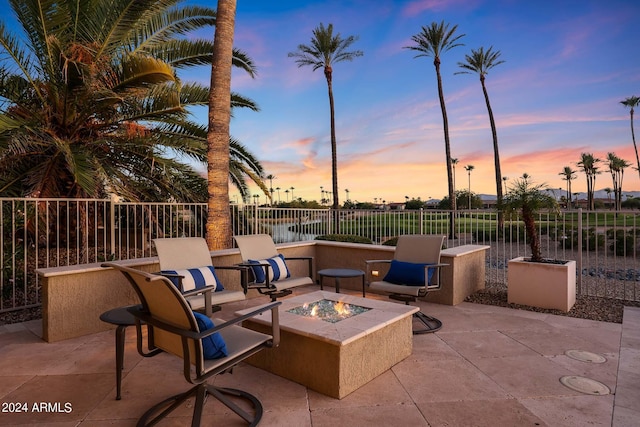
[501,174,576,311]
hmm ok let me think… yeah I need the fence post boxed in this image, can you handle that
[254,203,259,234]
[577,208,582,294]
[110,196,116,256]
[419,208,424,234]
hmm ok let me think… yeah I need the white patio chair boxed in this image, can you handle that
[154,237,246,316]
[234,234,314,301]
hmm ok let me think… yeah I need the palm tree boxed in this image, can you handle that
[451,158,459,196]
[290,187,295,201]
[502,176,509,196]
[464,165,475,209]
[288,23,363,213]
[621,96,640,178]
[265,174,277,204]
[577,153,600,210]
[502,174,558,262]
[558,166,577,208]
[603,187,613,209]
[405,21,465,238]
[0,0,261,201]
[605,152,630,211]
[207,0,237,249]
[285,189,290,202]
[456,47,505,217]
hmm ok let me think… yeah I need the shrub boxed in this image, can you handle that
[315,234,373,244]
[606,229,637,256]
[382,237,398,246]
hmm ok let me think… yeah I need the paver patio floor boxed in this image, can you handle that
[1,286,638,426]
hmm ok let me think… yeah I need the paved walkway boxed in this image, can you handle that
[0,287,638,426]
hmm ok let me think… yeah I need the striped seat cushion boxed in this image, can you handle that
[161,266,224,292]
[248,254,290,283]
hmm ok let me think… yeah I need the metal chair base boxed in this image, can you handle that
[413,311,443,334]
[137,384,263,427]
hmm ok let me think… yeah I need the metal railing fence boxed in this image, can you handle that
[2,198,639,313]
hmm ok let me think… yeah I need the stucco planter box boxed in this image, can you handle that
[507,257,576,312]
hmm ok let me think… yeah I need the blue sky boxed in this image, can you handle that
[204,0,639,204]
[2,0,639,204]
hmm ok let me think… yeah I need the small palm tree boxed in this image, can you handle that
[605,152,630,211]
[288,23,363,211]
[405,21,465,237]
[621,96,640,178]
[456,46,504,217]
[464,165,475,209]
[577,153,600,210]
[558,166,577,208]
[451,158,459,196]
[501,174,558,262]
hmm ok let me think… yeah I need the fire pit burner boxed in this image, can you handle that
[287,299,370,323]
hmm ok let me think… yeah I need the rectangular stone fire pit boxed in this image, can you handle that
[235,291,418,399]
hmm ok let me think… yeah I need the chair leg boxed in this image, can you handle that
[413,311,443,334]
[136,384,263,427]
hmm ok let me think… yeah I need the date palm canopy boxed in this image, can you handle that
[0,0,261,201]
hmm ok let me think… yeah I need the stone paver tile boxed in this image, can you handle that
[613,405,640,427]
[392,358,510,403]
[438,330,539,360]
[473,355,581,398]
[310,404,429,427]
[308,369,410,409]
[417,398,546,427]
[503,328,610,357]
[0,373,113,425]
[520,395,614,427]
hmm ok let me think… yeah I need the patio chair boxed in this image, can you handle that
[102,262,281,427]
[234,234,314,301]
[365,235,448,334]
[153,237,247,317]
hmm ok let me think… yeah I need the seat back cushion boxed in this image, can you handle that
[192,312,228,359]
[234,234,278,261]
[154,237,213,270]
[383,260,434,286]
[248,254,290,283]
[162,266,224,292]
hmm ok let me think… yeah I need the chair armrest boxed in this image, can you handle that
[426,263,449,290]
[128,302,281,346]
[237,262,275,288]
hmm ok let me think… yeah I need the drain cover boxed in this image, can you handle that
[559,376,610,395]
[565,350,607,363]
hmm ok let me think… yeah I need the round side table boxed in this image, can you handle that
[318,268,366,297]
[99,305,140,400]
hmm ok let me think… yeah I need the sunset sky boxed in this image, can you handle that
[3,0,638,204]
[203,0,640,204]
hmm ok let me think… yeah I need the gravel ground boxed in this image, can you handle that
[465,283,640,324]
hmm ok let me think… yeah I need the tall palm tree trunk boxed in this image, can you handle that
[325,66,341,232]
[435,59,456,238]
[481,76,504,228]
[207,0,236,250]
[631,108,639,179]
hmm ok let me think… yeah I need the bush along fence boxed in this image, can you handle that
[2,198,640,313]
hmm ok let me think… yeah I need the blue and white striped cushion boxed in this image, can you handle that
[161,266,224,292]
[248,254,290,283]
